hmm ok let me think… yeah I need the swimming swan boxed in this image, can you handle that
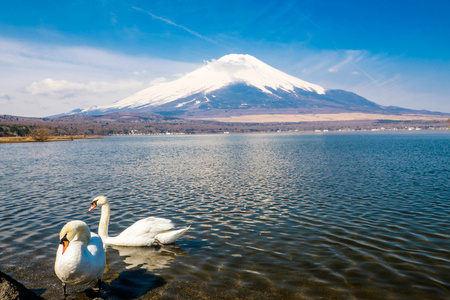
[54,220,105,298]
[88,195,190,247]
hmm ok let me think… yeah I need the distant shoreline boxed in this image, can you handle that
[1,112,449,136]
[0,135,103,144]
[195,112,450,123]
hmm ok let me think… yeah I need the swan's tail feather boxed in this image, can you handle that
[154,226,190,245]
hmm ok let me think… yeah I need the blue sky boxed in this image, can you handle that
[1,0,449,117]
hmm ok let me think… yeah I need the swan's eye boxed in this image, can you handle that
[60,234,68,244]
[88,200,98,212]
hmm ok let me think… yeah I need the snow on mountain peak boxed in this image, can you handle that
[209,54,325,94]
[87,54,326,112]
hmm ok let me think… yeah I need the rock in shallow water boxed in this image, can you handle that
[0,270,43,300]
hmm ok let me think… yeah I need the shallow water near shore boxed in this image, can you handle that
[0,132,449,299]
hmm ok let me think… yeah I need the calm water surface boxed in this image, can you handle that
[0,132,449,299]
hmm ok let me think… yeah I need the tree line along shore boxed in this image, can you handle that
[0,135,102,144]
[1,113,449,143]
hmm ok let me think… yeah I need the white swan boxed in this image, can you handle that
[88,195,190,247]
[54,220,106,297]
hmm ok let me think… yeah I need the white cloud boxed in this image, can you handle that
[131,6,218,45]
[280,48,450,113]
[0,92,11,100]
[133,70,148,75]
[26,78,143,97]
[0,37,201,117]
[327,50,365,73]
[149,77,168,86]
[0,92,12,106]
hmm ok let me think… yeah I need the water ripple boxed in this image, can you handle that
[0,133,449,299]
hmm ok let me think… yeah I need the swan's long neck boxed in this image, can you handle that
[98,203,110,240]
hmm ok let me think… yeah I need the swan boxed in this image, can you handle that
[54,220,106,298]
[88,195,190,247]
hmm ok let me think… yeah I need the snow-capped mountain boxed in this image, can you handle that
[74,54,417,118]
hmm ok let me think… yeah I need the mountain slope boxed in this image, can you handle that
[74,54,436,118]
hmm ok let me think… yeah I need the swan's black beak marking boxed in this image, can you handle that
[60,234,69,254]
[88,200,98,212]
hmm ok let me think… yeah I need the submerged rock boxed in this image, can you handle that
[0,271,43,300]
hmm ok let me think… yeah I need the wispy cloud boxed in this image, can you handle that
[0,92,11,101]
[323,50,381,86]
[26,78,143,97]
[0,36,202,116]
[286,49,409,103]
[131,6,217,44]
[286,4,384,88]
[0,92,12,106]
[327,50,364,73]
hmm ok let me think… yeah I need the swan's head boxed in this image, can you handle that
[59,220,90,254]
[89,195,109,211]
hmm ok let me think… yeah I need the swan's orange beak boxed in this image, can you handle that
[88,202,97,212]
[60,234,69,254]
[62,240,69,254]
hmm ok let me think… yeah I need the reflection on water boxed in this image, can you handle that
[109,245,184,271]
[98,246,183,299]
[0,132,449,299]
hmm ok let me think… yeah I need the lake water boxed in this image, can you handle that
[0,132,449,299]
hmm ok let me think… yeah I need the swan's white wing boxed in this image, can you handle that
[87,233,104,256]
[154,226,190,244]
[105,217,175,246]
[118,217,174,238]
[85,233,106,280]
